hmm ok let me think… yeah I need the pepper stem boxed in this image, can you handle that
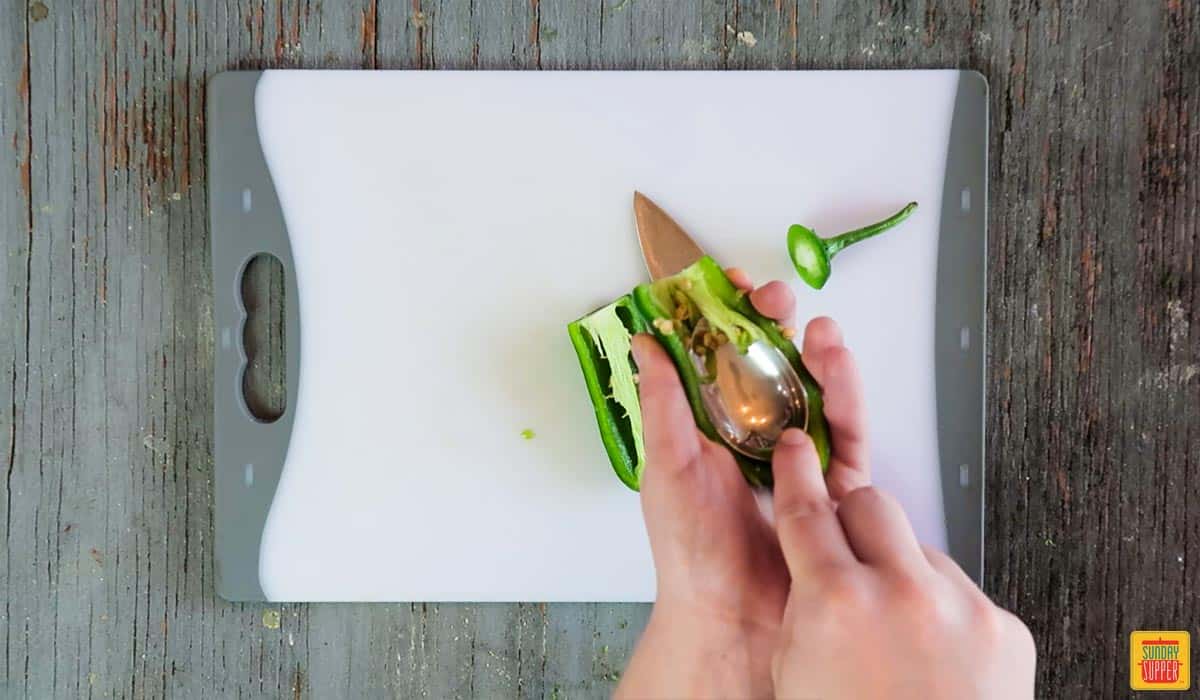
[823,202,918,258]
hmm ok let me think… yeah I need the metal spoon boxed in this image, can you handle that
[688,330,809,461]
[635,191,808,461]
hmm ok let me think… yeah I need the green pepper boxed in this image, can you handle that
[568,258,831,491]
[567,295,650,490]
[788,202,918,289]
[632,256,830,487]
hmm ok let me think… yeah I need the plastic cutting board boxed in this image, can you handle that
[207,70,988,602]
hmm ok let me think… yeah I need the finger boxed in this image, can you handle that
[772,428,857,578]
[748,281,796,324]
[801,316,844,356]
[724,266,797,326]
[725,267,753,291]
[807,345,869,494]
[800,318,870,498]
[631,335,701,473]
[836,487,927,576]
[632,336,711,561]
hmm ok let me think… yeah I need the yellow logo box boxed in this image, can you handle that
[1131,631,1190,691]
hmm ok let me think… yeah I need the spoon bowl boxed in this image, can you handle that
[691,339,809,461]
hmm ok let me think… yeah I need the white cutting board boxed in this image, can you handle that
[209,70,986,601]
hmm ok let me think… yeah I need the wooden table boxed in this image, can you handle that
[2,1,1196,697]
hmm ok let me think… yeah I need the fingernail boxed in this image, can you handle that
[777,428,810,446]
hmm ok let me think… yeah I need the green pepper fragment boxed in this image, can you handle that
[788,202,918,289]
[568,296,649,490]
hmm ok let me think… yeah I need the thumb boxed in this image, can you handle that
[632,334,755,494]
[631,334,702,475]
[771,428,855,579]
[632,334,752,579]
[772,428,830,516]
[631,334,716,555]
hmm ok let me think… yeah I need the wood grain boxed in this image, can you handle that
[1,1,1196,698]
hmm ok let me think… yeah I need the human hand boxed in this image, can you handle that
[616,269,1035,699]
[616,271,867,699]
[768,394,1036,697]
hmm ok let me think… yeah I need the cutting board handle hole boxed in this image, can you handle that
[240,253,287,423]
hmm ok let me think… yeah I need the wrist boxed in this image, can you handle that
[617,598,777,699]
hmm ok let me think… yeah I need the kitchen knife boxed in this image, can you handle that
[633,191,706,281]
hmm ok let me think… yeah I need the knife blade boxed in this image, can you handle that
[633,191,706,281]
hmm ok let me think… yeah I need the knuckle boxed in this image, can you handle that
[887,576,943,621]
[819,346,862,393]
[888,572,930,603]
[969,592,999,621]
[826,344,856,372]
[969,598,1006,640]
[820,567,873,608]
[838,485,892,515]
[894,585,965,651]
[969,590,998,619]
[1003,610,1037,656]
[644,438,702,477]
[969,598,1035,657]
[777,496,835,524]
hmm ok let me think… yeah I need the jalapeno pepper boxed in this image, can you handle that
[632,256,830,487]
[568,258,831,491]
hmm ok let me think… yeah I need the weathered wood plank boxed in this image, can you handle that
[0,0,31,693]
[1,0,1198,698]
[979,2,1197,697]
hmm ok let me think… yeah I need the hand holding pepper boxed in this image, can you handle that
[616,273,1035,699]
[616,271,871,698]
